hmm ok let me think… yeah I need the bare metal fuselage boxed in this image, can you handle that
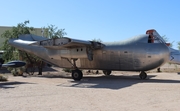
[81,43,169,71]
[9,34,170,72]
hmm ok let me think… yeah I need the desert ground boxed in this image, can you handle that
[1,64,180,111]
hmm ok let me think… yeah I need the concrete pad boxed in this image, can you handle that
[0,71,180,111]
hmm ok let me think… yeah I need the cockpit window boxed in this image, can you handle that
[148,35,154,43]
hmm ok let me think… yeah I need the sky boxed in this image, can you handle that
[0,0,180,49]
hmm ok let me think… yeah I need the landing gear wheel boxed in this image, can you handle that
[72,70,83,81]
[139,71,147,79]
[103,70,112,76]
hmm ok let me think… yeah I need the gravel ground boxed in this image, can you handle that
[1,67,180,111]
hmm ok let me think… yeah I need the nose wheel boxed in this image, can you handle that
[139,71,147,79]
[103,70,112,76]
[72,69,83,81]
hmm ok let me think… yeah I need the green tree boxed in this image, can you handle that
[1,21,67,75]
[178,42,180,50]
[0,20,34,62]
[162,35,168,42]
[92,38,102,42]
[0,20,44,75]
[42,24,68,72]
[43,24,67,38]
[162,35,174,47]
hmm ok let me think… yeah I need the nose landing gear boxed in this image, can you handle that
[103,70,112,76]
[139,71,147,79]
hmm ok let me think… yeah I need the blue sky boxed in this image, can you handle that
[0,0,180,49]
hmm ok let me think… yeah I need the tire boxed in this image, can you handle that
[103,70,112,76]
[139,71,147,79]
[72,70,83,81]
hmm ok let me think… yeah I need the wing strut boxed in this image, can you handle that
[63,58,78,69]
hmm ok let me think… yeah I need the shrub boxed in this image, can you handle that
[11,67,25,76]
[0,74,8,81]
[62,68,72,73]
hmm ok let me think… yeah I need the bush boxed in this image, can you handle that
[0,74,8,81]
[62,68,72,73]
[10,67,25,76]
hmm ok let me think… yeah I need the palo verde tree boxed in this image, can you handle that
[1,21,67,75]
[178,42,180,50]
[40,24,67,74]
[1,21,42,75]
[42,24,67,39]
[92,38,102,42]
[0,20,43,75]
[42,24,68,72]
[0,20,34,62]
[162,35,174,47]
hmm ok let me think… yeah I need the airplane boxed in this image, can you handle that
[168,48,180,65]
[8,29,172,81]
[0,60,26,68]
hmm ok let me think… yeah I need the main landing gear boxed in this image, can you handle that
[139,71,147,79]
[72,69,83,81]
[66,59,83,81]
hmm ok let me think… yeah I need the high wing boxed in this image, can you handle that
[36,37,105,61]
[9,35,105,61]
[33,37,105,50]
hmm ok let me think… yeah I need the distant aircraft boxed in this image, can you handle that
[9,29,173,81]
[168,48,180,65]
[0,60,26,68]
